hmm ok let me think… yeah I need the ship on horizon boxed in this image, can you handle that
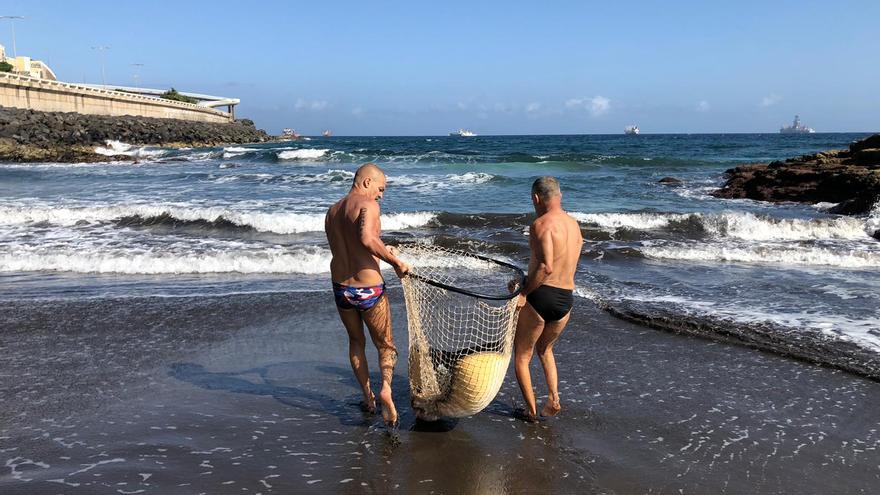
[281,128,301,140]
[322,130,332,137]
[780,115,815,134]
[624,125,640,135]
[449,129,477,137]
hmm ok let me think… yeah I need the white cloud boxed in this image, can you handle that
[696,100,710,112]
[456,101,469,110]
[294,98,329,111]
[525,102,542,115]
[759,94,781,107]
[566,96,611,116]
[589,96,610,116]
[493,103,511,113]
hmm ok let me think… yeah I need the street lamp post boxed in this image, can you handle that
[131,63,143,87]
[0,15,24,58]
[91,45,110,88]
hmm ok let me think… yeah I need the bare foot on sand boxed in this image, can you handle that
[541,397,561,417]
[378,385,397,426]
[513,406,539,423]
[360,390,377,414]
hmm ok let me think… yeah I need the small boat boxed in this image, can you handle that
[281,128,301,140]
[780,115,815,134]
[624,125,640,135]
[449,129,477,137]
[322,130,332,137]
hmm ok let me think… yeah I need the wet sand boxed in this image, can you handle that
[1,289,879,494]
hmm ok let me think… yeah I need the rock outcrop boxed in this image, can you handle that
[658,177,683,185]
[712,134,880,215]
[0,106,270,162]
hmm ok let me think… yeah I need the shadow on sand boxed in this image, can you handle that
[170,362,404,426]
[170,362,478,432]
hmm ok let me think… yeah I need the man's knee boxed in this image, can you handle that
[349,332,367,347]
[536,342,552,357]
[514,348,532,364]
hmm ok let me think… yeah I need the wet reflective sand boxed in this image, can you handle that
[1,291,879,493]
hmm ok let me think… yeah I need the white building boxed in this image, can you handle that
[0,43,57,80]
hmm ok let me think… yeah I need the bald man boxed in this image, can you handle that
[513,176,583,421]
[325,163,410,426]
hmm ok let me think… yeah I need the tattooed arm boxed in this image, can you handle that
[357,201,410,277]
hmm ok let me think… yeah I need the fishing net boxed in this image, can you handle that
[398,243,525,420]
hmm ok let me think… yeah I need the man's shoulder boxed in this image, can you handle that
[534,210,569,227]
[531,215,554,237]
[351,197,378,214]
[533,212,579,236]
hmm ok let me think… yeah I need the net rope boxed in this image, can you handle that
[398,243,524,420]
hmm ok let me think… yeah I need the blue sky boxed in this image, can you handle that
[2,0,878,134]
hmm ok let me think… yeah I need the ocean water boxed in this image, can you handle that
[1,133,878,359]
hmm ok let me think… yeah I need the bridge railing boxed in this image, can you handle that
[0,72,233,119]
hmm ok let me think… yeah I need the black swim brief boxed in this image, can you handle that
[526,285,573,322]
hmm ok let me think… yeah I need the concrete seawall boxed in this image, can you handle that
[0,73,232,124]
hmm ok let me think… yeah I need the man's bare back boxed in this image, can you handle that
[327,194,388,286]
[324,163,409,427]
[527,209,582,291]
[513,176,583,421]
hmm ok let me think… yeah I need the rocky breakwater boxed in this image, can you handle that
[0,106,269,162]
[712,134,880,218]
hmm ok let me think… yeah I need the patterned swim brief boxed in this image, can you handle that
[332,282,386,311]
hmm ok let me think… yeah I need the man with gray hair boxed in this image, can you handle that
[513,176,583,421]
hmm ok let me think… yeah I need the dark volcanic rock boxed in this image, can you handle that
[853,148,880,168]
[712,134,880,215]
[850,134,880,153]
[0,106,270,162]
[658,177,683,185]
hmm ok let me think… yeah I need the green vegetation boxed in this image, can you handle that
[159,88,198,104]
[0,61,13,73]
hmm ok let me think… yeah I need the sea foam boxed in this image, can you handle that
[94,140,166,159]
[0,204,436,234]
[277,149,329,160]
[0,241,501,275]
[641,243,880,268]
[0,247,333,274]
[573,210,876,241]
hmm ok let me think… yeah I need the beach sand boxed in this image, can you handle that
[1,288,879,493]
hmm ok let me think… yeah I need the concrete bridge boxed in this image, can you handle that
[0,73,235,124]
[77,84,240,118]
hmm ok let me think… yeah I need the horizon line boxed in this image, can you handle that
[288,131,877,137]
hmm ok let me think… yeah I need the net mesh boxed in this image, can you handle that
[398,243,524,420]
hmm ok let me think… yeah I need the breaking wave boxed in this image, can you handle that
[390,172,497,190]
[207,169,354,185]
[94,140,167,158]
[0,247,333,275]
[641,243,880,268]
[572,212,693,230]
[0,241,510,275]
[573,210,876,241]
[0,204,436,234]
[277,149,329,160]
